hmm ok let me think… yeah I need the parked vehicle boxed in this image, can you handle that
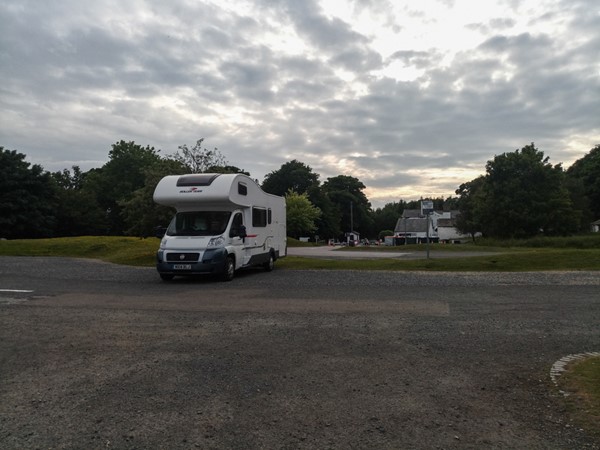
[153,173,286,281]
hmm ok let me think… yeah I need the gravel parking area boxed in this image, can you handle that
[0,257,599,449]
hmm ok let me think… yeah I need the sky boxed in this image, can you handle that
[1,0,599,208]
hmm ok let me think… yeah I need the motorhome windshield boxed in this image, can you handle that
[166,211,231,236]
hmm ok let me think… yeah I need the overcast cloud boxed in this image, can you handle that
[1,0,598,206]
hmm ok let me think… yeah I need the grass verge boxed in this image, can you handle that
[558,356,600,437]
[278,248,600,271]
[1,237,600,271]
[0,236,159,267]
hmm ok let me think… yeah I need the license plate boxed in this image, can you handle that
[172,264,192,270]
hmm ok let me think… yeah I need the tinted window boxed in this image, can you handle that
[176,174,220,187]
[167,211,231,236]
[252,207,267,227]
[229,213,244,238]
[238,183,248,195]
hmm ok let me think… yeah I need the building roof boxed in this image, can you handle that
[402,209,423,218]
[394,217,429,233]
[437,218,456,227]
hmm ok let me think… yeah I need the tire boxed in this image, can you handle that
[263,253,274,272]
[160,273,174,281]
[222,256,235,281]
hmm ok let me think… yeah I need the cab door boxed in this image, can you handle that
[228,211,246,267]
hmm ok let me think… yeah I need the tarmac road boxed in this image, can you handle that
[287,245,498,259]
[1,256,599,449]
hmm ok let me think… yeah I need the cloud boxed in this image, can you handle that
[0,0,598,208]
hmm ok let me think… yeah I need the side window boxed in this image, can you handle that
[238,183,247,195]
[229,213,244,237]
[268,208,272,224]
[252,207,267,227]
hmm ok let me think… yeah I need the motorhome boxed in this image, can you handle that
[153,173,286,281]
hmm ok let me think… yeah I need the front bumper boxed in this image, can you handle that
[156,248,227,276]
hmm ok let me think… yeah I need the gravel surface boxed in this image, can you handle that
[0,256,599,449]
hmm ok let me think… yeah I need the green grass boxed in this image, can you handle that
[558,356,600,437]
[0,236,159,267]
[1,236,600,271]
[475,234,600,249]
[278,249,600,271]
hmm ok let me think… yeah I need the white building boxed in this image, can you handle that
[393,209,472,244]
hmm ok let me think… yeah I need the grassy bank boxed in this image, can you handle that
[557,356,600,438]
[1,236,599,271]
[0,236,159,267]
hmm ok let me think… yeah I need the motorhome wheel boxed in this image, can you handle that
[222,256,235,281]
[264,253,274,271]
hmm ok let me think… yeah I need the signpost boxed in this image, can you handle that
[421,200,434,259]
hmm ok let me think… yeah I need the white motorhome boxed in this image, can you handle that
[153,173,286,281]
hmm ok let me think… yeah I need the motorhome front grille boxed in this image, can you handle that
[166,253,200,262]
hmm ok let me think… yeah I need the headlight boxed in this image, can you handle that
[160,238,167,249]
[207,236,225,248]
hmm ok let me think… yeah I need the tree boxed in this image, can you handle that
[322,175,373,238]
[567,145,600,224]
[50,166,107,236]
[371,201,408,238]
[306,185,341,240]
[455,176,486,240]
[261,160,319,196]
[83,141,163,235]
[170,138,227,174]
[207,165,249,175]
[285,190,322,238]
[261,160,340,238]
[0,147,57,238]
[457,143,579,238]
[119,158,187,237]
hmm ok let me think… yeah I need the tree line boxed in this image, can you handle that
[1,140,598,241]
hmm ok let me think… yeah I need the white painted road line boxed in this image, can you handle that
[0,289,34,293]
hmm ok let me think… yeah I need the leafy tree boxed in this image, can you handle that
[261,160,340,238]
[261,160,319,196]
[306,185,341,240]
[207,165,249,175]
[371,201,408,237]
[322,175,373,238]
[50,166,107,236]
[83,141,163,234]
[457,143,579,238]
[170,138,227,173]
[566,145,600,223]
[285,190,322,238]
[52,166,86,190]
[119,158,187,237]
[455,176,486,240]
[0,147,57,238]
[442,196,460,211]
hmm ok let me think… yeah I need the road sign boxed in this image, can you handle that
[421,200,434,215]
